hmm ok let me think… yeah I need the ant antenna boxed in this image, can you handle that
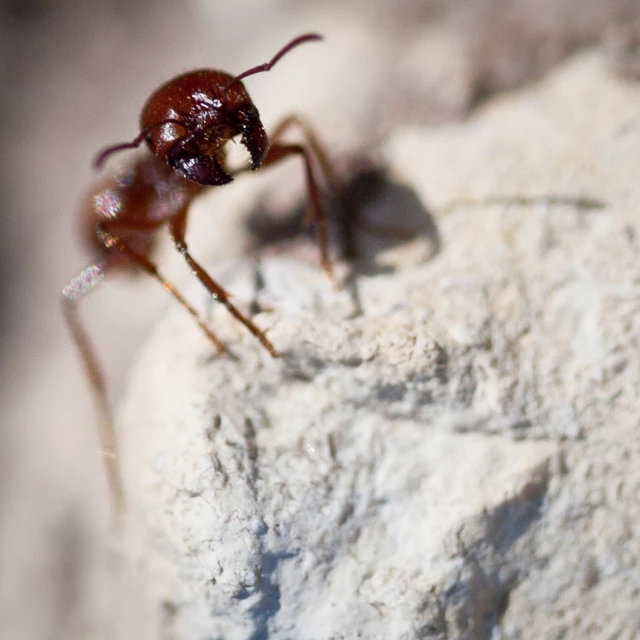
[224,33,323,91]
[93,118,184,169]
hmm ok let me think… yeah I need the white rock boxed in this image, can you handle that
[114,52,640,639]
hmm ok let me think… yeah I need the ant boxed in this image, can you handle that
[63,33,353,525]
[95,32,344,281]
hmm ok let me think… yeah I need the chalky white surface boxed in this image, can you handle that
[115,53,640,639]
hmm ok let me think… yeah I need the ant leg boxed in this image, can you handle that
[95,234,228,354]
[258,141,335,281]
[269,115,341,195]
[62,247,226,527]
[168,215,280,357]
[268,115,359,262]
[269,116,414,255]
[61,260,124,528]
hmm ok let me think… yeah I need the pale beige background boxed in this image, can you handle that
[1,1,639,638]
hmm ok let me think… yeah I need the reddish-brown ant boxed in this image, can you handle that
[63,33,352,524]
[95,32,342,280]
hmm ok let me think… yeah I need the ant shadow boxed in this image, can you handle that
[243,168,606,375]
[344,168,442,276]
[244,167,441,279]
[244,166,605,330]
[245,165,606,278]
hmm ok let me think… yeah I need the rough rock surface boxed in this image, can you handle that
[113,53,640,639]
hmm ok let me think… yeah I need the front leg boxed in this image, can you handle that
[169,215,280,357]
[267,115,361,269]
[260,140,335,282]
[265,116,415,269]
[96,226,227,355]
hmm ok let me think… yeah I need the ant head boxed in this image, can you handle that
[139,72,271,185]
[94,34,323,186]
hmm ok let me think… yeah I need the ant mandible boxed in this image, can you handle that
[63,33,352,525]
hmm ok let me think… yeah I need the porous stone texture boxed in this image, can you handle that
[113,52,640,640]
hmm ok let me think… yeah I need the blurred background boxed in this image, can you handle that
[1,1,640,638]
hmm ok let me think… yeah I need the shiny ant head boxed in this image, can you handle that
[138,69,270,185]
[94,33,322,186]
